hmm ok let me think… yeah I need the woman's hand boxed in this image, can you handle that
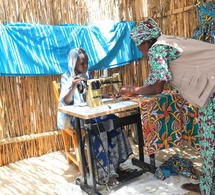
[72,76,84,88]
[102,92,121,99]
[119,81,165,96]
[119,85,135,97]
[64,76,85,105]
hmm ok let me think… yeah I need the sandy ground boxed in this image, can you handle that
[0,141,201,195]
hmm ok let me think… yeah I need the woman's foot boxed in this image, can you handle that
[108,177,119,186]
[181,183,200,193]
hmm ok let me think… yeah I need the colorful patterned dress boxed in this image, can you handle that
[146,44,215,195]
[192,2,215,194]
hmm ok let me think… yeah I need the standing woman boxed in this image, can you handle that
[58,48,133,186]
[119,18,215,194]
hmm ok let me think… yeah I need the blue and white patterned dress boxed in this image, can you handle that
[57,48,133,182]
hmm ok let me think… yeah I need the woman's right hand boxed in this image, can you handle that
[64,77,85,105]
[119,85,135,97]
[72,76,84,88]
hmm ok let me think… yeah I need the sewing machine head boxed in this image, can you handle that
[86,72,122,107]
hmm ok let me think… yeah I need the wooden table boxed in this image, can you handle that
[58,99,139,119]
[58,99,155,194]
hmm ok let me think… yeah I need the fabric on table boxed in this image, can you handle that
[131,91,199,156]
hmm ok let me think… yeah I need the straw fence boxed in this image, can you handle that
[0,0,201,165]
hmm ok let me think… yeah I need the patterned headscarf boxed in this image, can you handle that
[130,18,162,46]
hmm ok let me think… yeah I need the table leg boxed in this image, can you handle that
[132,108,156,173]
[75,117,87,184]
[136,107,144,162]
[86,126,97,191]
[75,119,102,195]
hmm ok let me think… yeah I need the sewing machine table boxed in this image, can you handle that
[58,99,155,194]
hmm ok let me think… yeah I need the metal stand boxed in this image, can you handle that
[75,107,156,194]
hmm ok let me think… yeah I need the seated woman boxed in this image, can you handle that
[57,48,133,186]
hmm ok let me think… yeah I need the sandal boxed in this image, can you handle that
[181,183,200,193]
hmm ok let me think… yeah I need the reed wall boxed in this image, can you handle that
[0,0,201,165]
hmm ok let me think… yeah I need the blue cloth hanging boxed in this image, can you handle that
[0,21,142,76]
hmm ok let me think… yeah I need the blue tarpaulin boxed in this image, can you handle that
[0,21,142,76]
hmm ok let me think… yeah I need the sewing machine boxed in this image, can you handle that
[86,73,122,107]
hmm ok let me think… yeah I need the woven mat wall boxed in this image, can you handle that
[0,0,200,165]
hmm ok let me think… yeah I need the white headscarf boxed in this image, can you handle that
[57,48,89,129]
[59,48,89,106]
[68,48,89,80]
